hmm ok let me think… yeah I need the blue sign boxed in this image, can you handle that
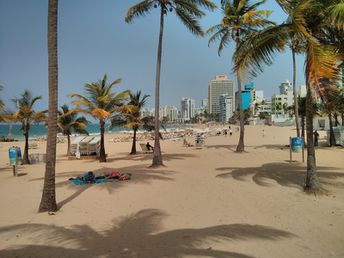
[9,146,22,165]
[291,137,303,152]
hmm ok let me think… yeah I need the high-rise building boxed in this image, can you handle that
[271,80,294,114]
[201,98,208,113]
[180,97,195,122]
[159,105,179,122]
[254,90,264,104]
[219,94,233,123]
[208,75,235,116]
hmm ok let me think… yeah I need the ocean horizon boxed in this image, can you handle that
[0,123,188,140]
[0,123,130,140]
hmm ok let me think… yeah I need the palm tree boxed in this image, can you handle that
[39,0,58,213]
[69,74,129,162]
[208,0,274,152]
[12,90,46,165]
[57,104,89,156]
[126,0,216,167]
[0,85,4,111]
[111,91,149,155]
[233,0,342,191]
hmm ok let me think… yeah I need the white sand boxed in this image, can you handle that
[0,125,343,258]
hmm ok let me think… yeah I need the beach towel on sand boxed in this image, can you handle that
[69,171,131,185]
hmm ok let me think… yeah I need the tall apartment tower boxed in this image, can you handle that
[208,75,235,116]
[180,97,195,122]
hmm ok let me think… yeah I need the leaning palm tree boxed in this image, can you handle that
[12,90,46,165]
[111,90,150,155]
[207,0,274,152]
[57,104,89,156]
[69,74,129,162]
[126,0,216,167]
[233,0,342,191]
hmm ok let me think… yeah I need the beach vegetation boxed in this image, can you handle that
[57,104,89,156]
[111,90,150,155]
[126,0,216,167]
[207,0,274,152]
[12,90,46,165]
[233,0,344,192]
[69,74,129,162]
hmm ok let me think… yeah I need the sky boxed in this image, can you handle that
[0,0,306,112]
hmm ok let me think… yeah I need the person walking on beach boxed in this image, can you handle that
[146,142,154,151]
[313,130,319,146]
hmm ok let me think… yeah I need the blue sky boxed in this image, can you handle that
[0,0,305,111]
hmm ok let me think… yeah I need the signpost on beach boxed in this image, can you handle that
[8,146,22,176]
[289,137,304,162]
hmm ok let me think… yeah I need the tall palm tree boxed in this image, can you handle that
[69,74,129,162]
[57,104,89,156]
[126,0,216,167]
[208,0,274,152]
[233,0,342,191]
[39,0,58,213]
[12,90,46,164]
[111,90,150,155]
[0,85,4,111]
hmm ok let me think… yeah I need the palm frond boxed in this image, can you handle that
[125,0,155,23]
[175,7,204,36]
[329,1,344,30]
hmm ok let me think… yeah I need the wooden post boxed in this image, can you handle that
[302,137,305,163]
[289,137,292,162]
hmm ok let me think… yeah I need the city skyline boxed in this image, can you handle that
[0,0,306,112]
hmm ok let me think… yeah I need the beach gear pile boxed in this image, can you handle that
[69,171,131,186]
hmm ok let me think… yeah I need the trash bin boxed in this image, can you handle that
[9,146,22,166]
[291,137,303,152]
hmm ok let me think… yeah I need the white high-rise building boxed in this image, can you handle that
[219,94,233,123]
[208,75,235,116]
[159,105,179,122]
[254,90,264,104]
[180,97,195,122]
[272,80,294,114]
[299,85,307,98]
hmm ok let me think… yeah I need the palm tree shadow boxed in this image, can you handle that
[43,165,176,209]
[106,152,198,163]
[204,144,238,152]
[0,209,295,258]
[216,162,344,191]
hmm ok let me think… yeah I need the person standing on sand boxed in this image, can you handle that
[262,129,265,138]
[313,130,319,146]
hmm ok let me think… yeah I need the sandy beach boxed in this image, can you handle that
[0,125,343,258]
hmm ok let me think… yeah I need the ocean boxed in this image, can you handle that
[0,123,187,140]
[0,123,129,140]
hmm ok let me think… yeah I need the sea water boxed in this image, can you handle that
[0,123,128,140]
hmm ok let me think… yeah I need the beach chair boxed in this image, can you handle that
[79,136,94,156]
[87,136,100,156]
[70,136,86,155]
[140,143,153,153]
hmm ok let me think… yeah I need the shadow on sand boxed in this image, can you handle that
[30,164,175,209]
[216,162,344,191]
[0,209,295,258]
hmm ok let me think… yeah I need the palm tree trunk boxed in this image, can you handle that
[235,38,244,152]
[304,83,319,191]
[130,128,137,155]
[333,113,339,127]
[67,134,71,156]
[301,115,305,145]
[99,118,106,162]
[328,113,336,146]
[292,49,300,137]
[39,0,58,212]
[23,127,30,164]
[152,7,164,167]
[341,112,344,126]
